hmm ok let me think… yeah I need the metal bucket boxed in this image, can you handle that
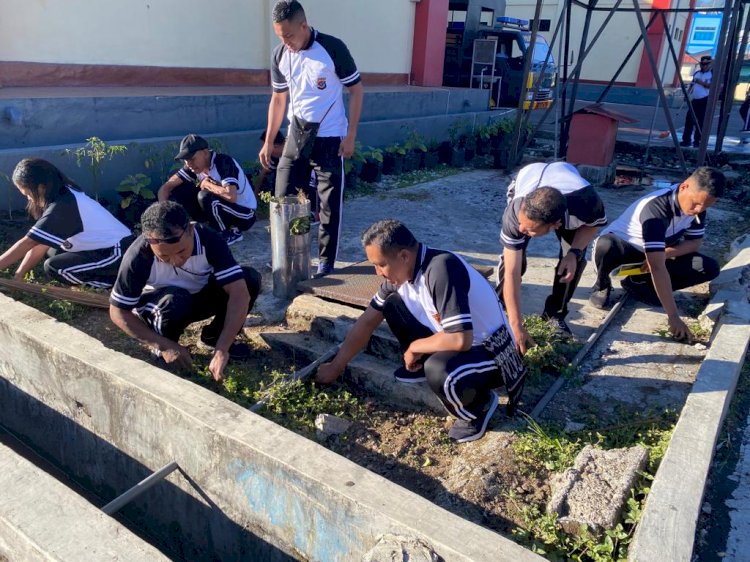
[270,197,311,299]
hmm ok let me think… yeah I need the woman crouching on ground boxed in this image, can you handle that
[0,158,131,288]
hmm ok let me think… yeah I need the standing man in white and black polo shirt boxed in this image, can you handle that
[260,0,364,279]
[589,167,724,340]
[497,162,607,352]
[681,56,713,148]
[316,220,526,444]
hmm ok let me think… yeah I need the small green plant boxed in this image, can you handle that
[289,215,311,235]
[208,138,228,154]
[385,143,407,156]
[513,414,581,472]
[64,136,128,201]
[653,320,710,342]
[362,146,384,163]
[117,174,155,209]
[403,129,428,153]
[523,314,582,378]
[447,118,471,146]
[141,142,181,182]
[0,171,13,220]
[254,372,364,436]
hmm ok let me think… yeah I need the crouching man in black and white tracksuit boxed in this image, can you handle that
[316,219,526,444]
[589,167,724,340]
[109,201,261,382]
[158,134,257,246]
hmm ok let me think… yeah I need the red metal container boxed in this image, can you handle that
[566,103,637,167]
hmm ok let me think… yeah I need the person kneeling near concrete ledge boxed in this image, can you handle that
[497,162,607,352]
[315,219,526,444]
[109,201,261,382]
[589,166,724,340]
[157,134,257,247]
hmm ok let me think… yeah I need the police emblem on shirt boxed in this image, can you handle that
[62,240,73,250]
[316,76,327,90]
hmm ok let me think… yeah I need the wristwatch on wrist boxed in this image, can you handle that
[567,248,584,261]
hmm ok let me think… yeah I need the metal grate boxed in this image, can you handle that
[297,262,495,309]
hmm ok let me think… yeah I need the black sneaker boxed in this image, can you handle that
[448,392,498,443]
[393,366,426,383]
[221,228,243,246]
[589,286,611,309]
[679,141,691,147]
[693,141,701,148]
[621,276,661,306]
[312,262,333,279]
[546,315,573,336]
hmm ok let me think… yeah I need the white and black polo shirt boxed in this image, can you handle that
[370,244,511,347]
[691,69,712,100]
[110,223,244,309]
[601,184,705,253]
[501,162,607,251]
[177,151,257,211]
[271,28,361,138]
[28,185,130,252]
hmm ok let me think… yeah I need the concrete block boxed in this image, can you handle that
[315,414,352,439]
[547,445,648,535]
[575,163,616,186]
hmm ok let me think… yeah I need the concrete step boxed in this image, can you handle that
[259,328,444,414]
[286,293,403,364]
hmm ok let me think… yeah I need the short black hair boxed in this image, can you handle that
[259,130,286,145]
[272,0,305,24]
[689,166,725,198]
[361,219,418,255]
[141,201,190,239]
[522,186,567,225]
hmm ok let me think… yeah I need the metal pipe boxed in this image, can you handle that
[564,0,596,152]
[530,294,629,419]
[560,0,572,157]
[716,3,748,152]
[697,0,737,165]
[509,0,545,167]
[632,0,688,175]
[101,461,179,515]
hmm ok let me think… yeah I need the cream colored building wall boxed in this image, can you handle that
[0,0,416,74]
[504,0,685,85]
[277,0,416,74]
[0,0,267,69]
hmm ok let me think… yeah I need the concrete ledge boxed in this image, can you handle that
[0,441,168,562]
[630,282,750,560]
[0,294,541,562]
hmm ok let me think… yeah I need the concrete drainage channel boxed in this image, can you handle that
[0,239,748,561]
[0,293,540,562]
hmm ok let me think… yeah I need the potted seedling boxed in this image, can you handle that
[423,139,441,169]
[360,147,384,183]
[117,173,156,229]
[344,142,366,188]
[383,143,407,175]
[403,129,428,171]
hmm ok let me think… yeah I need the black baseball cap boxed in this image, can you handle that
[174,134,209,160]
[700,56,712,63]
